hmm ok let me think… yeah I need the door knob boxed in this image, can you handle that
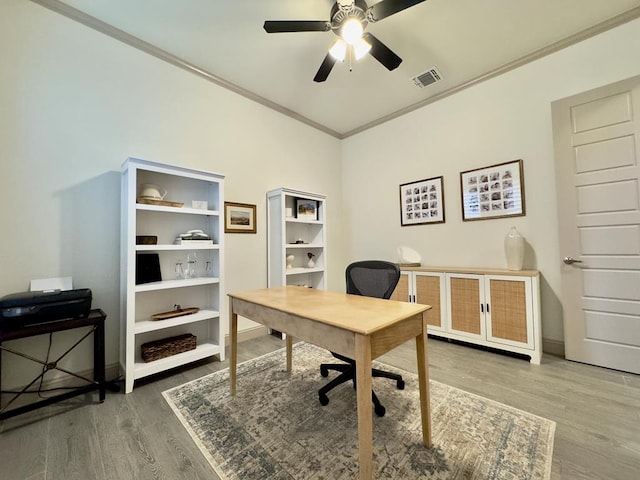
[563,256,583,265]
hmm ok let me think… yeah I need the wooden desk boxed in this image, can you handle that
[228,286,432,480]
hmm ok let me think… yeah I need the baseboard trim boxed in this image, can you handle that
[542,338,565,357]
[225,325,269,346]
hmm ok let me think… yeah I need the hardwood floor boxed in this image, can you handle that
[1,335,638,479]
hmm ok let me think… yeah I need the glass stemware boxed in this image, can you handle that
[186,252,197,278]
[175,261,185,279]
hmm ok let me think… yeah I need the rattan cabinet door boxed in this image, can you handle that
[414,272,446,331]
[447,273,484,339]
[486,276,534,349]
[390,272,410,302]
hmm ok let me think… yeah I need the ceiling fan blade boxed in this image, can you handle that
[263,20,331,33]
[366,0,427,22]
[363,33,402,71]
[313,54,337,83]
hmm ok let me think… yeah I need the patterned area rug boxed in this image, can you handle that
[163,343,555,480]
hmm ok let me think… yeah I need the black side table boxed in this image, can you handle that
[0,309,115,420]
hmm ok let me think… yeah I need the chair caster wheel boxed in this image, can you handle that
[319,393,329,406]
[374,405,386,417]
[397,379,405,390]
[320,366,329,377]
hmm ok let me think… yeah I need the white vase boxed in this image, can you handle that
[504,227,525,270]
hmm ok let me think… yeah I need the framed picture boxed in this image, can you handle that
[224,202,257,233]
[460,159,525,221]
[399,176,445,226]
[295,198,318,220]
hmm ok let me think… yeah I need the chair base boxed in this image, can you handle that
[318,361,404,417]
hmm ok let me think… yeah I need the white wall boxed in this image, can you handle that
[2,1,639,390]
[341,18,640,345]
[0,0,345,388]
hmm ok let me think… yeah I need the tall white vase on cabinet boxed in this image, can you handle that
[504,226,525,270]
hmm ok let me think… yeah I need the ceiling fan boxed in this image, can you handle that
[263,0,427,82]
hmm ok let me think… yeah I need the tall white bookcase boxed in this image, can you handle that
[267,188,326,291]
[121,158,225,393]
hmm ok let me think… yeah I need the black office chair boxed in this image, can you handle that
[318,260,405,417]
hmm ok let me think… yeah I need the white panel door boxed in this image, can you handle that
[552,75,640,374]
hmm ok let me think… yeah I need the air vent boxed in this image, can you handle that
[412,67,442,88]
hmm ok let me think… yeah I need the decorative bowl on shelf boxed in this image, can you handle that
[136,197,184,208]
[150,305,200,321]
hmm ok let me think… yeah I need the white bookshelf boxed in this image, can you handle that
[120,158,225,393]
[267,188,327,291]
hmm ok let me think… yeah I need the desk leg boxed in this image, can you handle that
[415,317,432,447]
[229,297,238,396]
[285,335,292,372]
[355,334,373,480]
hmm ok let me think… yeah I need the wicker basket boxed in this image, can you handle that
[141,333,196,362]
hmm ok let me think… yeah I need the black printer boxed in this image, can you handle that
[0,289,92,330]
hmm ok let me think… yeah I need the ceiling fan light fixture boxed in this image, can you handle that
[329,39,347,61]
[264,0,429,81]
[341,18,363,45]
[353,37,371,60]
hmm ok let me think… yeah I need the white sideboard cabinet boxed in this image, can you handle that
[121,158,225,393]
[392,266,541,364]
[267,188,326,290]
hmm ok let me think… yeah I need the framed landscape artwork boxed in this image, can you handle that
[399,176,445,226]
[224,202,257,233]
[460,159,525,221]
[295,198,318,220]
